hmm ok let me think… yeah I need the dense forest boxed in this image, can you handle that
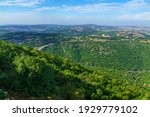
[0,25,150,100]
[44,37,150,71]
[0,40,150,100]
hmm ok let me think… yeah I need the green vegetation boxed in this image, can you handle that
[0,89,7,99]
[0,25,150,100]
[0,40,150,99]
[44,37,150,71]
[0,32,62,47]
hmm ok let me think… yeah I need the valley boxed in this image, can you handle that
[0,24,150,100]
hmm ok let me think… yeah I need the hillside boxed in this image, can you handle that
[0,40,149,100]
[1,25,150,45]
[44,36,150,71]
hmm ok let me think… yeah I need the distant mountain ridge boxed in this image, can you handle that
[1,24,150,33]
[0,24,150,45]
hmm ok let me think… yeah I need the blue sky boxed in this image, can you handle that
[0,0,150,26]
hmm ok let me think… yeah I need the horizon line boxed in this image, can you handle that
[0,24,150,27]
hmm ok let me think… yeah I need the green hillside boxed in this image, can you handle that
[44,37,150,71]
[0,40,149,100]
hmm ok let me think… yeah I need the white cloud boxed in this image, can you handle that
[0,0,150,25]
[35,6,60,12]
[34,3,119,13]
[118,12,150,21]
[0,10,150,26]
[35,0,149,13]
[63,3,119,13]
[0,11,115,25]
[0,11,37,24]
[0,0,44,7]
[121,0,149,11]
[0,11,80,24]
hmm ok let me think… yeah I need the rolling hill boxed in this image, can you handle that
[0,40,149,100]
[0,25,150,100]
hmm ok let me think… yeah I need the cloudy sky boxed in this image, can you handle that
[0,0,150,26]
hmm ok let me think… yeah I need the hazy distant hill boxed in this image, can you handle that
[0,25,150,44]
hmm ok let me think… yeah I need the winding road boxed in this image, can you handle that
[37,43,54,50]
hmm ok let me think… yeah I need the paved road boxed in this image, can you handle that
[37,43,54,50]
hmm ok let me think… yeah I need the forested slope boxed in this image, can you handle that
[44,38,150,71]
[0,40,149,100]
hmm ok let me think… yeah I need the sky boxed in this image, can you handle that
[0,0,150,26]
